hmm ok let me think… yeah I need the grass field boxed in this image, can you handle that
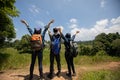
[0,47,120,70]
[0,47,120,80]
[79,68,120,80]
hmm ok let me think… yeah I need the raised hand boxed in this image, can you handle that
[21,19,28,27]
[75,31,80,34]
[48,19,54,28]
[58,28,62,33]
[50,19,54,24]
[76,31,80,33]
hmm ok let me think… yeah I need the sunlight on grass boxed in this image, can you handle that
[79,69,120,80]
[0,48,31,70]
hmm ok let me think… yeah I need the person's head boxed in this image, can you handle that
[65,33,71,39]
[53,28,58,34]
[34,28,42,34]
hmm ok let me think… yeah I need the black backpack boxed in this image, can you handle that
[70,41,78,57]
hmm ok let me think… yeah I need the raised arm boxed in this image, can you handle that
[48,29,53,40]
[58,28,68,42]
[71,31,80,41]
[21,19,33,35]
[42,19,54,41]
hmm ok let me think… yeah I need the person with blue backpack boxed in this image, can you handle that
[58,28,79,78]
[47,27,61,79]
[21,19,54,80]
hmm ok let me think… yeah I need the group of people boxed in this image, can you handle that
[21,19,79,80]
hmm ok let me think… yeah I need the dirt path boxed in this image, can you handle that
[0,61,120,80]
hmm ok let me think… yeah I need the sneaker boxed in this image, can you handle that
[56,72,61,77]
[29,76,33,80]
[72,73,76,76]
[47,73,54,79]
[66,73,72,77]
[39,75,45,80]
[39,78,45,80]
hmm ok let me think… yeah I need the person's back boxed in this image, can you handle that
[21,19,54,80]
[47,27,61,79]
[30,28,43,51]
[51,34,61,54]
[58,28,80,78]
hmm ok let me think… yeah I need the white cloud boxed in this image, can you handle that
[29,5,40,14]
[70,24,78,29]
[100,0,106,8]
[69,16,120,41]
[70,18,77,23]
[69,18,78,29]
[111,16,120,24]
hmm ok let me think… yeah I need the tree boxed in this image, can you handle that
[107,32,120,43]
[20,34,31,52]
[92,32,120,56]
[79,45,92,56]
[0,0,19,47]
[13,39,21,50]
[93,33,110,53]
[111,39,120,56]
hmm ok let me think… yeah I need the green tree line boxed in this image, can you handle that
[79,32,120,57]
[9,32,120,57]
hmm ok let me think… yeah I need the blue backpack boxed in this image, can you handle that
[52,36,61,55]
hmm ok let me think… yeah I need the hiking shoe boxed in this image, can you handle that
[47,73,54,79]
[29,76,33,80]
[56,72,61,77]
[39,78,45,80]
[39,75,45,80]
[39,78,44,80]
[72,73,76,76]
[66,73,72,77]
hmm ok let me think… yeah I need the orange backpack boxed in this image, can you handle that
[31,34,42,51]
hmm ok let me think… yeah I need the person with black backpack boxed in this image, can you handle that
[21,19,54,80]
[58,28,79,78]
[47,27,61,79]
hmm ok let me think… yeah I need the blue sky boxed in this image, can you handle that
[13,0,120,41]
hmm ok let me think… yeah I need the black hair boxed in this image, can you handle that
[65,33,71,38]
[53,28,58,33]
[34,28,42,34]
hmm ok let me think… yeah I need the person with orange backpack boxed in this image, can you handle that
[21,19,54,80]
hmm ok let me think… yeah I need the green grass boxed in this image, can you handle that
[74,55,120,65]
[79,68,120,80]
[0,47,120,70]
[0,48,31,70]
[0,46,120,80]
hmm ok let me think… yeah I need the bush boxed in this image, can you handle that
[79,45,92,56]
[96,50,108,56]
[0,48,31,70]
